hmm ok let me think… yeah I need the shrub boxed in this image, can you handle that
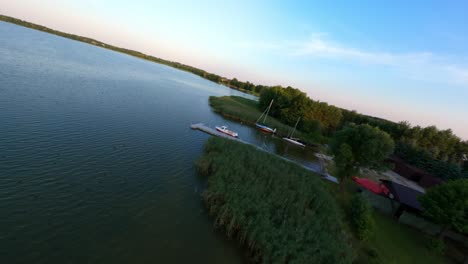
[353,246,381,264]
[426,238,445,255]
[350,194,375,241]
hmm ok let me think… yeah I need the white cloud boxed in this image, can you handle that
[293,37,433,65]
[447,66,468,84]
[239,34,468,86]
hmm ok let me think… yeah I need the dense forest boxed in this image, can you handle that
[3,14,466,180]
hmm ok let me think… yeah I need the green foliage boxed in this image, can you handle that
[304,99,343,132]
[335,143,356,179]
[331,124,395,181]
[418,179,468,234]
[426,238,445,255]
[341,109,468,167]
[368,212,449,264]
[209,96,326,145]
[350,194,375,241]
[395,143,465,180]
[354,246,381,264]
[259,86,343,133]
[197,137,352,263]
[364,247,381,264]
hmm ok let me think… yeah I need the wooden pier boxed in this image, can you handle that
[190,123,242,141]
[190,123,339,183]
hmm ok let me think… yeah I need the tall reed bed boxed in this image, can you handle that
[197,137,351,263]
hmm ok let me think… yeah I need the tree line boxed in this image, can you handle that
[258,86,342,143]
[341,110,468,180]
[257,86,468,180]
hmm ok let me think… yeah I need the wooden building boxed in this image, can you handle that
[386,156,443,188]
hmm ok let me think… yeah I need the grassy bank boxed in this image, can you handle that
[197,137,352,263]
[209,96,323,145]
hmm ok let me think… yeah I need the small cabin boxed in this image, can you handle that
[386,156,443,188]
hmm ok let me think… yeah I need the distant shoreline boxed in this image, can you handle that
[0,14,259,96]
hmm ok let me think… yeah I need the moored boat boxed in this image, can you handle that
[255,123,277,133]
[282,117,305,147]
[255,99,276,134]
[283,137,306,147]
[215,125,238,137]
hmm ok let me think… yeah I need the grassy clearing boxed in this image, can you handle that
[209,96,322,146]
[329,180,451,264]
[367,211,450,264]
[197,137,352,263]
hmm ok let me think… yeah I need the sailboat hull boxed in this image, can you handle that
[255,123,276,133]
[283,137,306,147]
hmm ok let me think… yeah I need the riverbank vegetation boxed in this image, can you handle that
[197,137,451,263]
[196,137,352,263]
[259,86,343,134]
[418,179,468,239]
[257,86,468,180]
[209,96,324,145]
[331,124,395,190]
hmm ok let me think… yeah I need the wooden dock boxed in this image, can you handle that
[190,123,339,183]
[190,123,242,141]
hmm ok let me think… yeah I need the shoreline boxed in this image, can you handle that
[0,14,260,97]
[209,96,323,147]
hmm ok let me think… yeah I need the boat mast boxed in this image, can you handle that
[290,117,300,138]
[263,99,273,124]
[256,107,267,123]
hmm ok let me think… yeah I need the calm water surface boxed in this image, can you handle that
[0,22,318,263]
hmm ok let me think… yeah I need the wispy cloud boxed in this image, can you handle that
[239,34,468,86]
[447,66,468,84]
[293,37,433,66]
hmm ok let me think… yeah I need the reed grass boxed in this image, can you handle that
[197,137,352,263]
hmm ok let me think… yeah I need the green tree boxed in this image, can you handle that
[350,193,375,241]
[335,143,356,180]
[418,179,468,238]
[305,100,342,132]
[259,86,342,133]
[331,124,395,189]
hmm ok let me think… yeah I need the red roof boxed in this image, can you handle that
[352,177,390,195]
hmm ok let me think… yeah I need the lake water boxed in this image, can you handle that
[0,21,318,263]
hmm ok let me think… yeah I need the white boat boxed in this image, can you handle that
[255,99,276,134]
[283,137,305,147]
[215,126,238,137]
[282,117,305,147]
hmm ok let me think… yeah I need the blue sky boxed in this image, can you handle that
[2,0,468,139]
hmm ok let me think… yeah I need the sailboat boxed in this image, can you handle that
[283,117,305,147]
[255,99,277,133]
